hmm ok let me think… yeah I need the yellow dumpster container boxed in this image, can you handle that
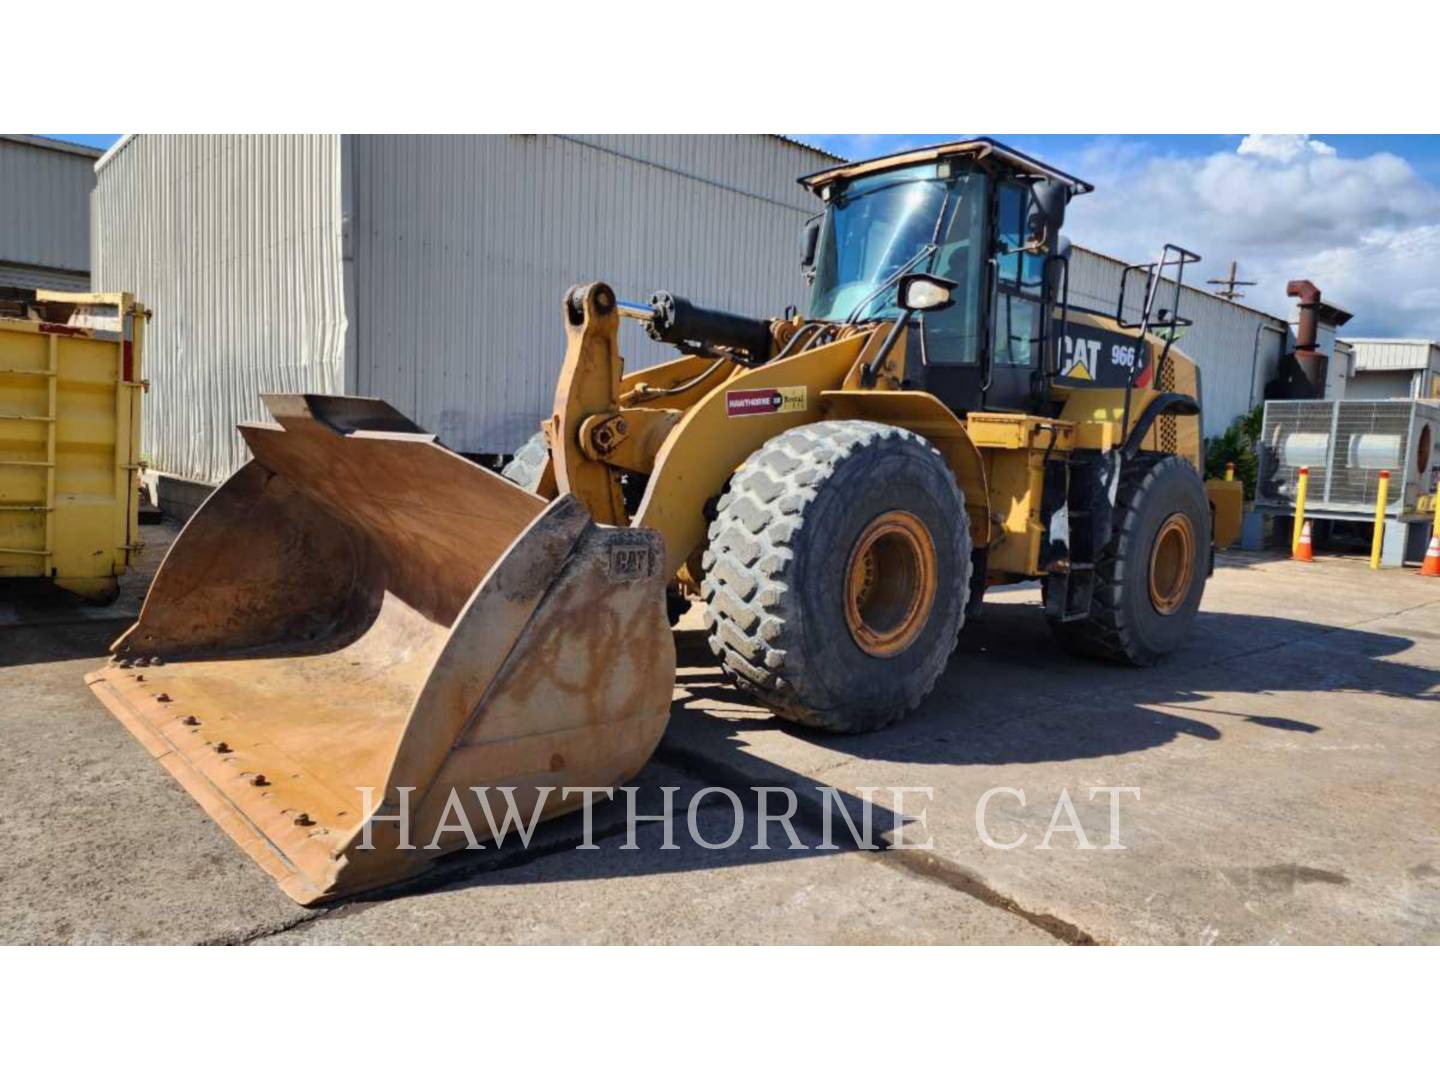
[0,289,147,603]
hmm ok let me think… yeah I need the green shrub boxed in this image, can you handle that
[1204,404,1262,500]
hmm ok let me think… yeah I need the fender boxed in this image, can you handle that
[819,389,992,550]
[1122,391,1200,460]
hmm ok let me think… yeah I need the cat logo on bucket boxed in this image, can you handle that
[608,544,654,581]
[725,386,807,418]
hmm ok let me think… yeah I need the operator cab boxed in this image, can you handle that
[799,139,1091,416]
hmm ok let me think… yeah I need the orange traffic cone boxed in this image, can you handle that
[1421,534,1440,577]
[1294,520,1315,562]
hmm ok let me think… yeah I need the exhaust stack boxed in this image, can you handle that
[1266,280,1352,400]
[1286,279,1328,395]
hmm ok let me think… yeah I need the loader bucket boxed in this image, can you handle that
[86,395,674,905]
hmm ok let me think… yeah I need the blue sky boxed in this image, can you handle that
[45,133,1440,337]
[798,134,1440,338]
[43,133,120,151]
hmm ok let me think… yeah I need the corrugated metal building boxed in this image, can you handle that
[0,134,98,292]
[1068,245,1291,436]
[92,134,838,486]
[92,134,1310,491]
[92,135,348,487]
[1342,339,1440,400]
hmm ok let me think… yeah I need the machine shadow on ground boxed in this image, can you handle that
[665,598,1438,770]
[0,617,131,669]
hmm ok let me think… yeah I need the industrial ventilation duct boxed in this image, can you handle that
[1258,399,1438,516]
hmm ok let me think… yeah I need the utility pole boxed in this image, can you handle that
[1207,260,1256,301]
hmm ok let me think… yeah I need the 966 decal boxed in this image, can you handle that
[1054,320,1152,388]
[725,387,807,418]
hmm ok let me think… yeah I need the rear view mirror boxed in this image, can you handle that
[800,217,821,278]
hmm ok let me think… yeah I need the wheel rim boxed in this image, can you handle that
[843,511,937,657]
[1149,512,1196,615]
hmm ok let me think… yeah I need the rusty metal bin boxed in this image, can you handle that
[0,289,146,602]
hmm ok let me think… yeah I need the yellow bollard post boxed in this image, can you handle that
[1291,466,1310,556]
[1225,461,1235,483]
[1370,470,1390,570]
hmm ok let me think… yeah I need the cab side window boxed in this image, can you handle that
[992,184,1045,368]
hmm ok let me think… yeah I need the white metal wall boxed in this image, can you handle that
[346,134,836,453]
[1347,339,1438,372]
[92,135,348,485]
[1068,246,1289,435]
[0,135,96,280]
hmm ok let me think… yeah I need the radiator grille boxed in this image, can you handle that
[1157,356,1178,454]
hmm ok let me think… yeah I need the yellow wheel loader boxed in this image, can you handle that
[89,139,1230,904]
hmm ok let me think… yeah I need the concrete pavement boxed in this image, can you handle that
[1,540,1436,944]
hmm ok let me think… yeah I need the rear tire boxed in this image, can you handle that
[1048,453,1209,665]
[702,420,970,734]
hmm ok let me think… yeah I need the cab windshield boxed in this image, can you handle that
[808,163,988,363]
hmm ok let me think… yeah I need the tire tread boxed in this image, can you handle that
[702,420,969,734]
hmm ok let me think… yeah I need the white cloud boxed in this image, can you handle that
[1237,134,1336,163]
[1064,135,1440,338]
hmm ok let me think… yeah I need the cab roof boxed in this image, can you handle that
[798,137,1094,196]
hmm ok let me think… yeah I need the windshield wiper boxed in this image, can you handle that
[842,182,954,325]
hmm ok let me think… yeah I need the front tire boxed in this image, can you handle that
[702,421,971,734]
[1049,453,1209,665]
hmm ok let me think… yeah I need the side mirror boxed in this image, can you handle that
[1029,180,1070,251]
[897,272,957,313]
[861,271,958,387]
[800,217,821,277]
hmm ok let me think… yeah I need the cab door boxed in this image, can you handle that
[908,166,988,411]
[984,182,1048,413]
